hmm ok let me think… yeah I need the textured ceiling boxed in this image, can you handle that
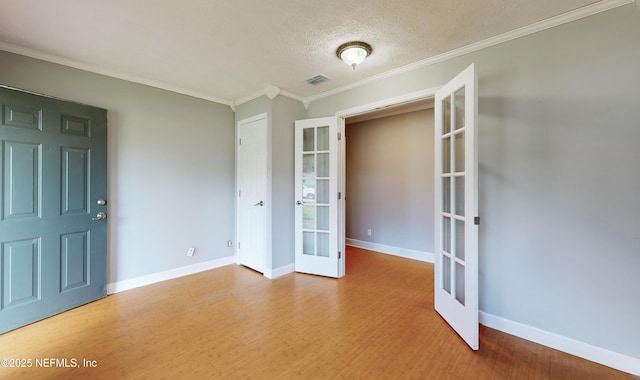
[0,0,620,105]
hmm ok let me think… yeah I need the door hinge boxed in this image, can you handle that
[239,138,242,146]
[338,132,342,141]
[239,190,241,197]
[238,242,241,249]
[338,192,342,200]
[339,251,342,259]
[474,216,480,225]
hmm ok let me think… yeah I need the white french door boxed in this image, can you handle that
[294,117,342,278]
[434,64,479,349]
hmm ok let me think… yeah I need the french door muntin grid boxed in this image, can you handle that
[302,125,331,257]
[440,87,467,306]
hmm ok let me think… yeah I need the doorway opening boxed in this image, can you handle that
[314,63,479,349]
[343,98,436,271]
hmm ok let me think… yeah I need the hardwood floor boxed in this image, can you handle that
[0,246,634,379]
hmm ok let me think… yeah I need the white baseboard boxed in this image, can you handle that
[264,264,295,279]
[346,238,434,263]
[480,311,640,376]
[107,256,236,294]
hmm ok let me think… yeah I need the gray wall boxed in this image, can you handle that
[346,109,434,253]
[0,50,236,284]
[235,94,305,271]
[308,5,640,360]
[272,95,306,268]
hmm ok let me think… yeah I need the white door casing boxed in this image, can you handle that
[334,89,441,276]
[236,114,268,273]
[294,116,341,278]
[434,63,479,350]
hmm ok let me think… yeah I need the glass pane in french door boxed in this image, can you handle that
[441,90,467,306]
[454,87,466,130]
[301,125,330,257]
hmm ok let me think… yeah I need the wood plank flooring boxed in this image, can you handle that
[0,246,634,379]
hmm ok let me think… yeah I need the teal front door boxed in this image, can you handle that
[0,86,107,333]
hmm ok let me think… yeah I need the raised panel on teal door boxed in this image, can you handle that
[1,238,40,310]
[0,86,107,333]
[2,140,41,220]
[1,102,42,131]
[60,231,90,292]
[61,147,89,215]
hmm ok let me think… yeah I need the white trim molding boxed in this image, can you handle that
[335,87,440,119]
[0,41,233,106]
[346,238,434,263]
[264,85,280,99]
[264,264,295,279]
[232,85,305,108]
[480,312,640,376]
[107,256,236,294]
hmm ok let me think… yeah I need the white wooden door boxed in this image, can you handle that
[294,117,341,278]
[237,114,268,273]
[434,64,479,349]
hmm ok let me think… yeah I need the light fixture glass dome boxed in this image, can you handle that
[336,41,372,70]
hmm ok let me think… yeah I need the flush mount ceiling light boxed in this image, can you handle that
[336,41,372,70]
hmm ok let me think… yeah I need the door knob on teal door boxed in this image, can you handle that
[92,212,107,221]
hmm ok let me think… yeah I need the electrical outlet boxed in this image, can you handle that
[187,247,196,257]
[367,228,372,237]
[227,240,233,247]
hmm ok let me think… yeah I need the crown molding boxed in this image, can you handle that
[232,85,305,108]
[279,89,304,102]
[232,89,267,108]
[264,85,280,99]
[303,0,634,104]
[0,41,233,106]
[1,0,632,109]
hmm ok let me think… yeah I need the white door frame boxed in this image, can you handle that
[235,112,272,275]
[334,87,442,275]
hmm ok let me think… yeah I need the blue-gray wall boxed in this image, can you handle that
[235,94,305,271]
[0,50,236,284]
[346,109,434,253]
[272,95,306,268]
[308,4,640,360]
